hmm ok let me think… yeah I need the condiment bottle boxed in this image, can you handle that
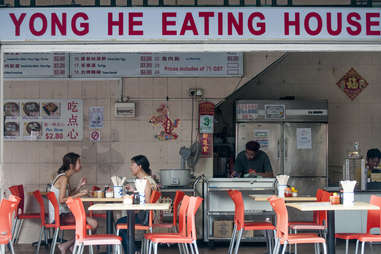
[133,192,140,204]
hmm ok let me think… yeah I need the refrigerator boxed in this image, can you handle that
[235,100,328,196]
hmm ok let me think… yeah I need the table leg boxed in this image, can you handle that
[327,210,335,254]
[127,210,136,254]
[106,210,114,254]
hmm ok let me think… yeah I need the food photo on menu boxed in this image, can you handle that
[4,121,20,137]
[4,102,20,117]
[22,101,40,118]
[23,121,42,138]
[41,102,61,118]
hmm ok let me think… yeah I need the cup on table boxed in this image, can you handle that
[113,186,123,198]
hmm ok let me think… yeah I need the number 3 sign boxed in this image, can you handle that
[199,102,215,134]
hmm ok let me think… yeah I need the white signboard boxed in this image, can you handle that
[70,52,242,77]
[1,8,381,42]
[4,53,68,78]
[89,106,104,128]
[3,99,83,141]
[296,128,312,149]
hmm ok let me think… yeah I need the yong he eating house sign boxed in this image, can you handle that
[0,7,381,42]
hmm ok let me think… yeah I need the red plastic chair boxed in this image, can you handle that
[152,191,185,231]
[66,197,122,254]
[9,184,40,244]
[0,195,21,254]
[268,196,327,254]
[33,190,57,254]
[289,189,330,254]
[336,195,380,254]
[147,196,203,254]
[47,192,93,254]
[340,195,381,254]
[144,195,190,253]
[228,189,276,254]
[116,190,161,233]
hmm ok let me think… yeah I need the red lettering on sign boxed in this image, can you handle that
[51,13,67,36]
[284,12,300,35]
[347,12,362,35]
[9,13,26,36]
[129,12,143,35]
[71,12,89,36]
[248,12,265,35]
[218,12,223,35]
[366,12,380,36]
[199,12,214,35]
[108,12,123,35]
[162,12,177,35]
[304,12,322,36]
[30,13,48,36]
[227,12,243,35]
[180,12,198,35]
[327,12,342,36]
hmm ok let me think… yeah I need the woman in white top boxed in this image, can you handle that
[49,152,98,254]
[116,155,157,254]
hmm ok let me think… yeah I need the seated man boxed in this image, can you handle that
[231,141,273,178]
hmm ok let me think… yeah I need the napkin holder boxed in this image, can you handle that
[340,180,356,206]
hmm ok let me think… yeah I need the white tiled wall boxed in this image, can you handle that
[2,52,284,243]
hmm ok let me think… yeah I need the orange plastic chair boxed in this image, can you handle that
[144,195,190,253]
[33,190,57,254]
[9,184,40,244]
[47,192,93,254]
[289,189,330,254]
[336,195,380,254]
[116,190,161,233]
[152,191,185,231]
[344,195,381,254]
[0,195,21,254]
[66,197,122,254]
[228,189,275,254]
[268,196,327,254]
[147,196,203,254]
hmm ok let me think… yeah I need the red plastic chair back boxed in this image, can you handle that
[178,195,190,235]
[147,190,161,228]
[186,196,203,241]
[172,191,185,227]
[366,195,381,233]
[33,190,48,226]
[66,197,87,241]
[9,185,24,216]
[315,189,330,226]
[0,197,19,241]
[228,190,244,230]
[47,192,61,227]
[269,196,289,239]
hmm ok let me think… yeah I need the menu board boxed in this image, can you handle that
[3,99,83,141]
[70,52,242,77]
[4,53,68,78]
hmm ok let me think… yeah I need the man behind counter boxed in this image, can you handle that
[231,141,273,178]
[367,148,381,173]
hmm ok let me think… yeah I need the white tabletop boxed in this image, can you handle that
[88,202,171,211]
[286,201,380,211]
[249,195,317,202]
[81,197,124,202]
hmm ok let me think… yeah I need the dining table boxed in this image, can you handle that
[89,202,170,254]
[286,201,380,254]
[249,195,317,202]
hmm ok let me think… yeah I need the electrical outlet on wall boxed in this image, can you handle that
[188,88,203,97]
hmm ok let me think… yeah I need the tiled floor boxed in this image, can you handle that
[12,240,381,254]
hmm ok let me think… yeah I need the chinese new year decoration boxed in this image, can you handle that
[336,68,368,100]
[149,104,180,141]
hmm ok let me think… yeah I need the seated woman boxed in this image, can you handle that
[48,152,98,254]
[116,155,157,254]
